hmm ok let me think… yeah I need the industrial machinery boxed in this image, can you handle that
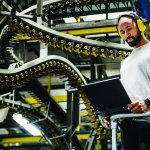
[0,0,149,149]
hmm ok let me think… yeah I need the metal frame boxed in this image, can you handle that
[66,88,80,148]
[0,90,32,109]
[110,112,150,150]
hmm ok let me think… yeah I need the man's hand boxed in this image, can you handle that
[103,116,110,129]
[99,115,110,129]
[128,100,148,113]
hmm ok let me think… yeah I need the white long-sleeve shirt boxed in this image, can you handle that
[120,42,150,101]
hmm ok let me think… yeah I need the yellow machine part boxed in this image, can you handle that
[63,26,117,36]
[0,136,45,144]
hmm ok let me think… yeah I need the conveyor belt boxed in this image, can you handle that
[0,55,111,148]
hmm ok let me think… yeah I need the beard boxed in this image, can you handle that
[126,31,142,47]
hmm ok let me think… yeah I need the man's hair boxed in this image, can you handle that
[117,13,140,24]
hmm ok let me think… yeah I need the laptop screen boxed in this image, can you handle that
[82,77,131,115]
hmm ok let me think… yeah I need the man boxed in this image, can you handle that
[117,13,150,150]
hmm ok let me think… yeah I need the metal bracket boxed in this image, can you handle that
[8,62,23,69]
[0,90,31,109]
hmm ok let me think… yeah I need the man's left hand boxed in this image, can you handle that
[128,100,148,113]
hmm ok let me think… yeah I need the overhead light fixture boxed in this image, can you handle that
[85,33,118,38]
[81,11,134,21]
[108,11,134,19]
[63,11,134,23]
[63,17,77,23]
[13,113,42,136]
[82,14,106,21]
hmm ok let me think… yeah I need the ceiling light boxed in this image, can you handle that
[81,11,134,21]
[82,14,106,21]
[108,11,134,19]
[13,113,42,136]
[63,11,134,23]
[63,17,77,23]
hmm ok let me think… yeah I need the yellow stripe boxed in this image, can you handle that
[63,26,117,35]
[0,136,45,144]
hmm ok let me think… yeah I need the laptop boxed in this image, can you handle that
[82,77,131,116]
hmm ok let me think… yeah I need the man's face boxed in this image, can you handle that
[118,16,142,47]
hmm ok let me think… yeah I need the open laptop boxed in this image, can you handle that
[82,77,131,116]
